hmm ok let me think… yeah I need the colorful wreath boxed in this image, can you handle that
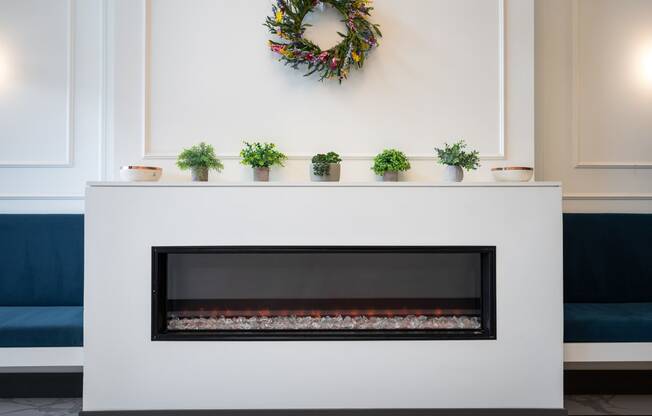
[265,0,382,82]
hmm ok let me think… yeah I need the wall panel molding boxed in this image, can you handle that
[564,193,652,201]
[571,0,652,170]
[141,0,506,162]
[0,0,107,208]
[0,0,75,168]
[0,194,84,201]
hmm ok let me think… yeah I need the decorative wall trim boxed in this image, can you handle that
[141,0,506,162]
[98,0,110,181]
[0,0,75,168]
[563,193,652,201]
[0,194,84,201]
[571,0,652,170]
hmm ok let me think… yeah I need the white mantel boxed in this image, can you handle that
[85,181,561,190]
[83,182,563,414]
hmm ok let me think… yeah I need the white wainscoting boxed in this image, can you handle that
[110,0,535,183]
[0,0,106,213]
[0,0,73,168]
[536,0,652,213]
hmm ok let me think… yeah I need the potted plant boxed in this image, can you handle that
[240,141,287,182]
[372,149,411,182]
[310,152,342,182]
[435,140,480,182]
[176,142,224,182]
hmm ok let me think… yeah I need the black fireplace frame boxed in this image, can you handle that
[151,246,496,342]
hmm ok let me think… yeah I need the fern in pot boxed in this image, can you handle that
[435,140,480,182]
[372,149,411,182]
[176,142,224,182]
[311,152,342,182]
[240,141,287,182]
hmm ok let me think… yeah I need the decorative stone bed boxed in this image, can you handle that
[168,315,482,331]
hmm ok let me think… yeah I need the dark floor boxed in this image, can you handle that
[2,397,652,415]
[0,398,80,415]
[565,395,652,415]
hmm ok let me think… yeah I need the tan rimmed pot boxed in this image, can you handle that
[119,166,162,182]
[491,166,534,182]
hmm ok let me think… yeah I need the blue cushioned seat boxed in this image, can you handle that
[564,214,652,343]
[0,307,83,347]
[0,215,84,348]
[565,303,652,343]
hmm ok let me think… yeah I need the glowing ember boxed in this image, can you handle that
[167,315,481,331]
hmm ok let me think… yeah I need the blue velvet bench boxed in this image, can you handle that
[564,214,652,344]
[0,215,83,349]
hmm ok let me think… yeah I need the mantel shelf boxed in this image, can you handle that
[87,181,561,188]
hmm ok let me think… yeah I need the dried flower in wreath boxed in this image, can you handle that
[265,0,382,83]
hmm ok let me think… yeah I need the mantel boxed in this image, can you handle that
[87,181,560,189]
[84,179,563,412]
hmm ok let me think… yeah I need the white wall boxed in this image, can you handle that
[536,0,652,213]
[0,0,106,213]
[110,0,535,183]
[4,0,651,214]
[0,0,535,212]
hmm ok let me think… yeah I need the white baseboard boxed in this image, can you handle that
[0,347,83,370]
[565,343,652,363]
[1,344,649,371]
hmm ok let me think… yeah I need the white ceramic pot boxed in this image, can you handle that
[120,166,162,182]
[442,165,464,182]
[491,167,534,182]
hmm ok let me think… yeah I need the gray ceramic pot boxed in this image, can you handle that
[191,166,209,182]
[253,167,270,182]
[443,165,464,182]
[310,163,341,182]
[383,171,399,182]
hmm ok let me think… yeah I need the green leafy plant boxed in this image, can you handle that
[435,140,480,171]
[176,142,224,171]
[311,152,342,176]
[240,142,287,168]
[264,0,382,83]
[372,149,411,175]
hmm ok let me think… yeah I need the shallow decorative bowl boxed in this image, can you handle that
[491,167,534,182]
[120,166,162,182]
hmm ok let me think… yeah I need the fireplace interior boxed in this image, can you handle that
[152,247,496,340]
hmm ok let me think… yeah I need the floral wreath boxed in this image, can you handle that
[265,0,382,82]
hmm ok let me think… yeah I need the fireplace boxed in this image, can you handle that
[86,183,563,412]
[152,246,496,341]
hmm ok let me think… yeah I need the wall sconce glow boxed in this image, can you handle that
[637,45,652,87]
[0,46,10,89]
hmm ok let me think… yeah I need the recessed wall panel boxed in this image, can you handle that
[0,0,71,165]
[147,0,503,157]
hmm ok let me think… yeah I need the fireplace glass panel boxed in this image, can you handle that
[152,247,495,340]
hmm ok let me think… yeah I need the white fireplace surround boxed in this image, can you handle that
[84,182,563,413]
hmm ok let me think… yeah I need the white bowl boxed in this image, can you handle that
[120,166,163,182]
[491,167,534,182]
